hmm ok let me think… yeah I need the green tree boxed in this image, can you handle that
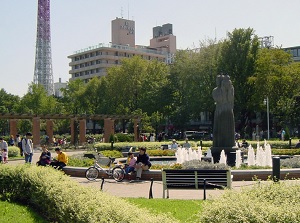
[249,48,300,130]
[61,79,86,114]
[218,28,260,133]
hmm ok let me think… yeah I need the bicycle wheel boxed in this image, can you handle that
[85,167,99,181]
[112,166,125,182]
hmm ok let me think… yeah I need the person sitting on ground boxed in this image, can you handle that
[50,148,68,170]
[182,138,191,148]
[134,147,151,182]
[125,152,136,175]
[170,139,178,149]
[37,146,51,166]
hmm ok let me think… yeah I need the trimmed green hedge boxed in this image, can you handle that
[200,181,300,223]
[0,165,177,223]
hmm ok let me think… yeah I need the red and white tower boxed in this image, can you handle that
[33,0,54,95]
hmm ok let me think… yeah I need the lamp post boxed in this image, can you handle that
[264,97,270,140]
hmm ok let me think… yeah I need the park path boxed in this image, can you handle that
[7,150,289,200]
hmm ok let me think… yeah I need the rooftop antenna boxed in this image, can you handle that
[121,7,123,18]
[128,0,129,20]
[215,27,217,42]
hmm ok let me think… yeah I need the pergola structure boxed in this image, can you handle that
[0,113,140,147]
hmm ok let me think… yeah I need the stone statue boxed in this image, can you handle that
[211,75,236,164]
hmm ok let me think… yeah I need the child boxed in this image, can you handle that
[2,149,8,163]
[125,152,136,175]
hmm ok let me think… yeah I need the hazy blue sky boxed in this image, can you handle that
[1,0,299,96]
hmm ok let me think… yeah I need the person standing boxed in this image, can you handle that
[50,148,68,170]
[134,147,151,182]
[23,132,34,164]
[0,137,8,153]
[2,148,8,163]
[15,134,23,156]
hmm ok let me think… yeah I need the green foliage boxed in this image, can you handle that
[114,133,134,142]
[8,146,19,157]
[182,160,228,170]
[281,157,300,168]
[0,200,46,223]
[147,149,175,157]
[99,150,123,158]
[200,181,300,223]
[67,155,94,167]
[0,165,177,223]
[125,198,203,223]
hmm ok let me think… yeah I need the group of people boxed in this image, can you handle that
[169,138,191,150]
[124,147,152,182]
[0,132,68,170]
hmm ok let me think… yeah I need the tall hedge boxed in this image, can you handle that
[0,165,177,223]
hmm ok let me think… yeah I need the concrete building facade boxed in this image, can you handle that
[68,18,175,83]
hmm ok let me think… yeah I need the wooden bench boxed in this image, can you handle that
[162,169,232,199]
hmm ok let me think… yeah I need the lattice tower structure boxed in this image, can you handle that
[33,0,54,95]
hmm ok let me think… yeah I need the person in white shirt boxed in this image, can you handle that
[22,132,34,163]
[170,139,178,149]
[0,137,8,152]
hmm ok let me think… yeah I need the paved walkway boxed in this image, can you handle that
[72,177,259,200]
[6,150,265,200]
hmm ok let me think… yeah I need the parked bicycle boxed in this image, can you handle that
[85,150,125,182]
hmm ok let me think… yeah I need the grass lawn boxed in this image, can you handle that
[125,198,203,222]
[0,200,47,223]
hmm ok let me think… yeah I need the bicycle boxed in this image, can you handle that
[85,150,125,182]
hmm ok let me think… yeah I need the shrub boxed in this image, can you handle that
[281,157,300,168]
[182,160,227,170]
[0,165,177,223]
[8,146,19,157]
[67,155,94,167]
[200,180,300,223]
[147,149,175,157]
[115,133,134,142]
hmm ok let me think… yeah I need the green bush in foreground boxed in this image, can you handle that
[0,165,177,223]
[200,180,300,223]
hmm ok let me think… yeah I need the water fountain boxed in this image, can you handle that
[235,150,243,168]
[219,150,227,164]
[247,145,256,166]
[175,146,203,164]
[245,141,272,167]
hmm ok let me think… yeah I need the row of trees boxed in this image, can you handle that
[1,28,300,138]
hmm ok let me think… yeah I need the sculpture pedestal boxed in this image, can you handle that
[211,146,238,166]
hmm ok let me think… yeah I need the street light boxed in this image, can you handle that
[264,97,270,140]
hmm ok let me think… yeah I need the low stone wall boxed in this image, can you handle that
[62,167,300,181]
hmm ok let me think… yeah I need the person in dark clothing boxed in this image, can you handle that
[133,147,151,182]
[37,146,51,166]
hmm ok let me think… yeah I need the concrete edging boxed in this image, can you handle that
[62,167,300,181]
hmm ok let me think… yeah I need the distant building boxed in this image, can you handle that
[54,78,67,97]
[150,23,176,54]
[283,46,300,62]
[68,18,176,83]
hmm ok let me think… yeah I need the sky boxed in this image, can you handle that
[1,0,300,97]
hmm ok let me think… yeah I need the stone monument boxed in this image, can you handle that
[211,74,237,165]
